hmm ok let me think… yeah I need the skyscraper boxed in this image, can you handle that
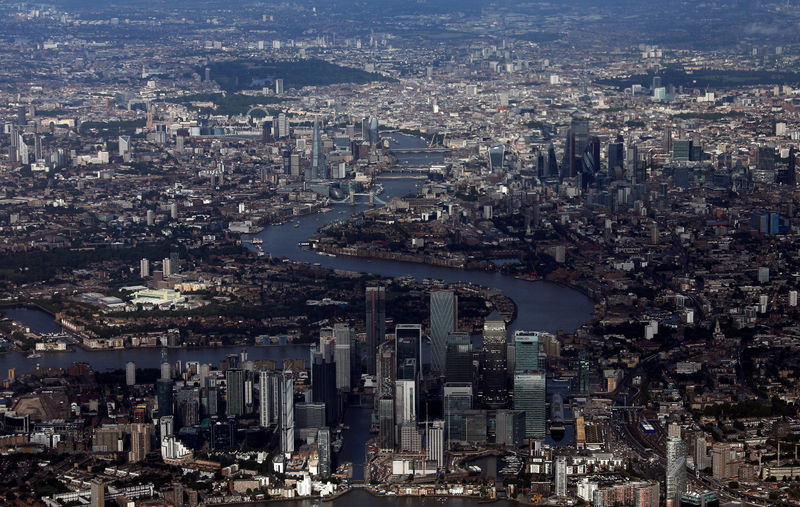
[157,378,174,419]
[126,361,136,386]
[312,352,339,425]
[333,324,355,392]
[395,324,422,384]
[430,290,458,374]
[376,341,395,400]
[608,136,625,178]
[445,332,473,384]
[426,420,444,468]
[280,372,294,455]
[317,427,331,477]
[395,379,416,425]
[666,436,688,507]
[129,423,152,463]
[481,313,508,408]
[226,368,245,418]
[368,117,379,146]
[444,382,472,443]
[311,117,326,180]
[513,372,546,439]
[514,331,543,372]
[555,456,567,497]
[259,370,279,428]
[365,286,386,375]
[378,396,395,450]
[563,114,589,179]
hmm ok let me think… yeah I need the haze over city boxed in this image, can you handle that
[0,1,799,507]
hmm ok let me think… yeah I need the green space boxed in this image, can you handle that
[597,67,800,90]
[204,58,395,93]
[166,93,288,117]
[79,118,146,137]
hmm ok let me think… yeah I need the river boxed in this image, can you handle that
[0,133,592,504]
[228,489,516,507]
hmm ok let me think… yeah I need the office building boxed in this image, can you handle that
[376,341,395,400]
[481,313,508,408]
[400,423,422,452]
[139,258,149,278]
[311,116,326,180]
[495,409,525,446]
[365,286,386,375]
[275,78,284,94]
[444,382,473,442]
[378,396,395,450]
[514,331,543,372]
[312,352,339,425]
[430,290,458,374]
[333,325,355,392]
[157,379,173,419]
[395,379,416,425]
[226,369,245,418]
[395,324,422,383]
[513,372,546,439]
[445,332,473,384]
[295,402,326,429]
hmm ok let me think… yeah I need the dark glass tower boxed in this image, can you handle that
[430,290,457,374]
[365,286,386,375]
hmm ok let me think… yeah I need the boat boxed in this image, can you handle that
[294,223,300,228]
[549,393,566,442]
[27,352,42,359]
[250,238,263,245]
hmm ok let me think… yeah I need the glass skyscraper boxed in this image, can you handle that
[365,286,386,375]
[430,290,457,374]
[513,372,546,439]
[481,313,508,408]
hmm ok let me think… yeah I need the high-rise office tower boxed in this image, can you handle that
[368,117,379,146]
[481,313,508,408]
[489,145,505,172]
[157,378,174,419]
[430,290,458,374]
[495,409,525,446]
[333,324,355,392]
[139,258,149,278]
[608,136,625,179]
[395,379,416,425]
[563,114,589,179]
[311,117,326,180]
[312,352,339,425]
[445,332,473,384]
[280,372,294,455]
[376,341,395,400]
[395,324,422,384]
[580,136,601,188]
[126,361,136,386]
[546,144,559,178]
[365,286,386,375]
[666,436,688,507]
[514,331,543,372]
[443,382,472,443]
[378,396,395,450]
[513,372,546,439]
[317,427,331,477]
[555,456,567,497]
[225,369,245,418]
[426,420,444,468]
[159,415,174,441]
[275,78,284,95]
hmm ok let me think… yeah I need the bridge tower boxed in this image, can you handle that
[349,192,355,206]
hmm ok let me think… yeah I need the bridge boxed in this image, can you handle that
[390,147,451,154]
[330,192,387,206]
